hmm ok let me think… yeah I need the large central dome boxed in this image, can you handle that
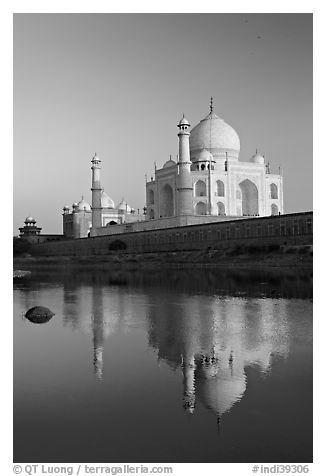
[189,111,240,161]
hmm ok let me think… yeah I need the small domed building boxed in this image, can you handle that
[146,100,283,221]
[19,216,42,241]
[62,154,139,239]
[18,216,65,243]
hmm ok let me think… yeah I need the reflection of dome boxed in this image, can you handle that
[77,198,91,212]
[250,151,265,164]
[163,159,177,168]
[196,368,246,416]
[190,111,240,160]
[117,199,131,213]
[101,191,115,209]
[25,216,36,224]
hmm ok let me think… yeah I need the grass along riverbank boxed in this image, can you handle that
[14,243,312,272]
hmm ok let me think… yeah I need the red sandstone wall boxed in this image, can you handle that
[31,212,313,257]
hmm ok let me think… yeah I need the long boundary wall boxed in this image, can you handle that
[31,212,313,257]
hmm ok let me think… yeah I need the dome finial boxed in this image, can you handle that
[210,96,214,114]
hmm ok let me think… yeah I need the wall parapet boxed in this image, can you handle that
[93,214,248,237]
[30,211,312,257]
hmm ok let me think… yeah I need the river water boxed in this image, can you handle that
[13,268,312,463]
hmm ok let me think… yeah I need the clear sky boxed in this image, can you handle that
[13,13,312,234]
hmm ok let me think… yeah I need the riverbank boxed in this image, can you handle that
[14,244,312,272]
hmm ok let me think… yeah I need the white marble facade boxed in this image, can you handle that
[64,102,284,238]
[146,103,283,221]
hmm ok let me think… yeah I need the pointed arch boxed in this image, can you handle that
[109,240,127,250]
[239,179,259,216]
[270,183,278,199]
[148,189,155,205]
[161,184,174,217]
[217,180,225,197]
[217,202,225,215]
[195,202,206,215]
[271,203,278,215]
[195,180,206,197]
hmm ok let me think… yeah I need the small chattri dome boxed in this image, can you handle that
[63,205,70,211]
[197,148,214,162]
[178,114,190,127]
[77,198,91,212]
[163,158,177,168]
[101,191,115,209]
[91,152,101,162]
[25,216,36,224]
[117,199,131,213]
[250,151,265,164]
[72,202,78,208]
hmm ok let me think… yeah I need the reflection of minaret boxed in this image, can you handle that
[91,285,105,381]
[62,278,81,330]
[180,298,205,414]
[182,353,196,414]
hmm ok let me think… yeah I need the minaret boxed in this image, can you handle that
[91,153,102,231]
[176,115,193,215]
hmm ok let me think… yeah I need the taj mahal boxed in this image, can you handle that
[57,100,283,240]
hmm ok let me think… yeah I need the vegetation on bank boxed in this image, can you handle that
[13,243,312,272]
[224,243,312,256]
[13,237,31,256]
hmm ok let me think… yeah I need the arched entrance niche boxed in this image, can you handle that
[148,189,154,205]
[270,183,278,199]
[161,184,174,217]
[195,201,206,215]
[217,202,225,215]
[109,240,127,251]
[217,180,225,197]
[239,179,259,216]
[195,180,206,197]
[149,209,155,219]
[271,203,278,215]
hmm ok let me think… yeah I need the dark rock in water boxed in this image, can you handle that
[25,306,54,324]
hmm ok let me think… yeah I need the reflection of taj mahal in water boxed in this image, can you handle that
[56,281,290,422]
[147,294,289,420]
